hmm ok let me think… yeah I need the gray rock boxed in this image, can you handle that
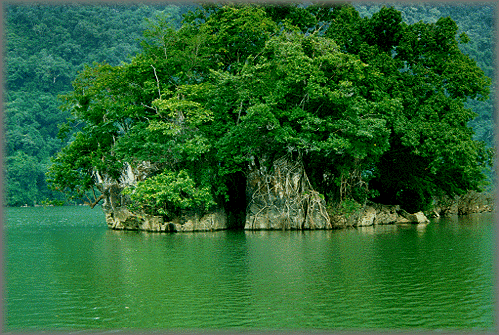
[356,206,376,227]
[395,208,429,224]
[372,203,400,225]
[432,191,495,216]
[412,211,430,224]
[244,156,330,230]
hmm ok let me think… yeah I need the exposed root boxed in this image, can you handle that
[246,154,330,230]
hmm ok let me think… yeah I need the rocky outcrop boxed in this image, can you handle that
[330,202,430,228]
[97,162,228,232]
[244,155,331,230]
[105,205,227,232]
[372,203,401,225]
[432,190,495,217]
[96,158,492,233]
[457,190,495,215]
[397,209,430,224]
[353,206,377,227]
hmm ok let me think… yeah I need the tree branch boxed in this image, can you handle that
[84,186,106,209]
[151,65,161,99]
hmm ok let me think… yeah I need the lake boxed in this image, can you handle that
[3,206,497,332]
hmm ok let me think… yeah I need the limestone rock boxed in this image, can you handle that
[397,209,429,224]
[457,190,495,215]
[413,211,430,224]
[105,207,141,230]
[329,204,375,228]
[244,155,330,230]
[177,208,228,232]
[372,203,400,225]
[95,158,494,234]
[329,214,350,229]
[105,206,167,232]
[105,206,227,232]
[433,191,495,216]
[356,206,376,227]
[432,195,459,216]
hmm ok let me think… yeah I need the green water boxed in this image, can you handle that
[3,206,497,332]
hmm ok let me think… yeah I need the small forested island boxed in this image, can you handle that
[38,3,494,231]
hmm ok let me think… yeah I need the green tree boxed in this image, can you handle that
[48,3,493,216]
[326,4,492,211]
[354,2,496,190]
[4,3,188,206]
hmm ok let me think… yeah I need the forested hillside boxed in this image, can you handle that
[4,3,193,206]
[3,2,496,207]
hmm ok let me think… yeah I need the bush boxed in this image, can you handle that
[123,169,216,219]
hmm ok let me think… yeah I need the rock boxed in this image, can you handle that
[304,194,330,229]
[329,214,349,229]
[96,158,496,234]
[180,220,194,232]
[457,190,495,215]
[179,208,228,232]
[432,191,495,216]
[244,155,331,230]
[105,207,141,230]
[433,195,459,216]
[141,215,166,232]
[105,206,227,232]
[399,211,429,224]
[356,206,376,227]
[105,207,167,232]
[372,203,400,225]
[413,211,430,224]
[328,201,430,228]
[329,203,375,228]
[395,216,410,224]
[360,202,430,225]
[429,209,440,218]
[396,208,429,224]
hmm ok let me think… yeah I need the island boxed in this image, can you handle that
[46,3,495,232]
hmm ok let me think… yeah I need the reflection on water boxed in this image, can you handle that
[4,207,496,331]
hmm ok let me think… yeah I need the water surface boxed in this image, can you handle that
[4,206,496,332]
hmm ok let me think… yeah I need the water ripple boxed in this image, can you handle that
[4,208,496,331]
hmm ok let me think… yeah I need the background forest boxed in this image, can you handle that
[3,1,496,207]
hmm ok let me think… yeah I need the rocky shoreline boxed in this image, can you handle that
[103,195,494,233]
[99,159,495,233]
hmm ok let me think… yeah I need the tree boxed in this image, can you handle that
[48,3,493,215]
[324,5,493,211]
[3,3,185,206]
[354,2,496,192]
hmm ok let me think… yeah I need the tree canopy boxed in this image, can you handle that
[41,3,494,214]
[3,3,190,206]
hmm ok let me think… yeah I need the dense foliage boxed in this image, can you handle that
[355,2,496,168]
[3,3,192,206]
[4,2,495,212]
[45,3,493,215]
